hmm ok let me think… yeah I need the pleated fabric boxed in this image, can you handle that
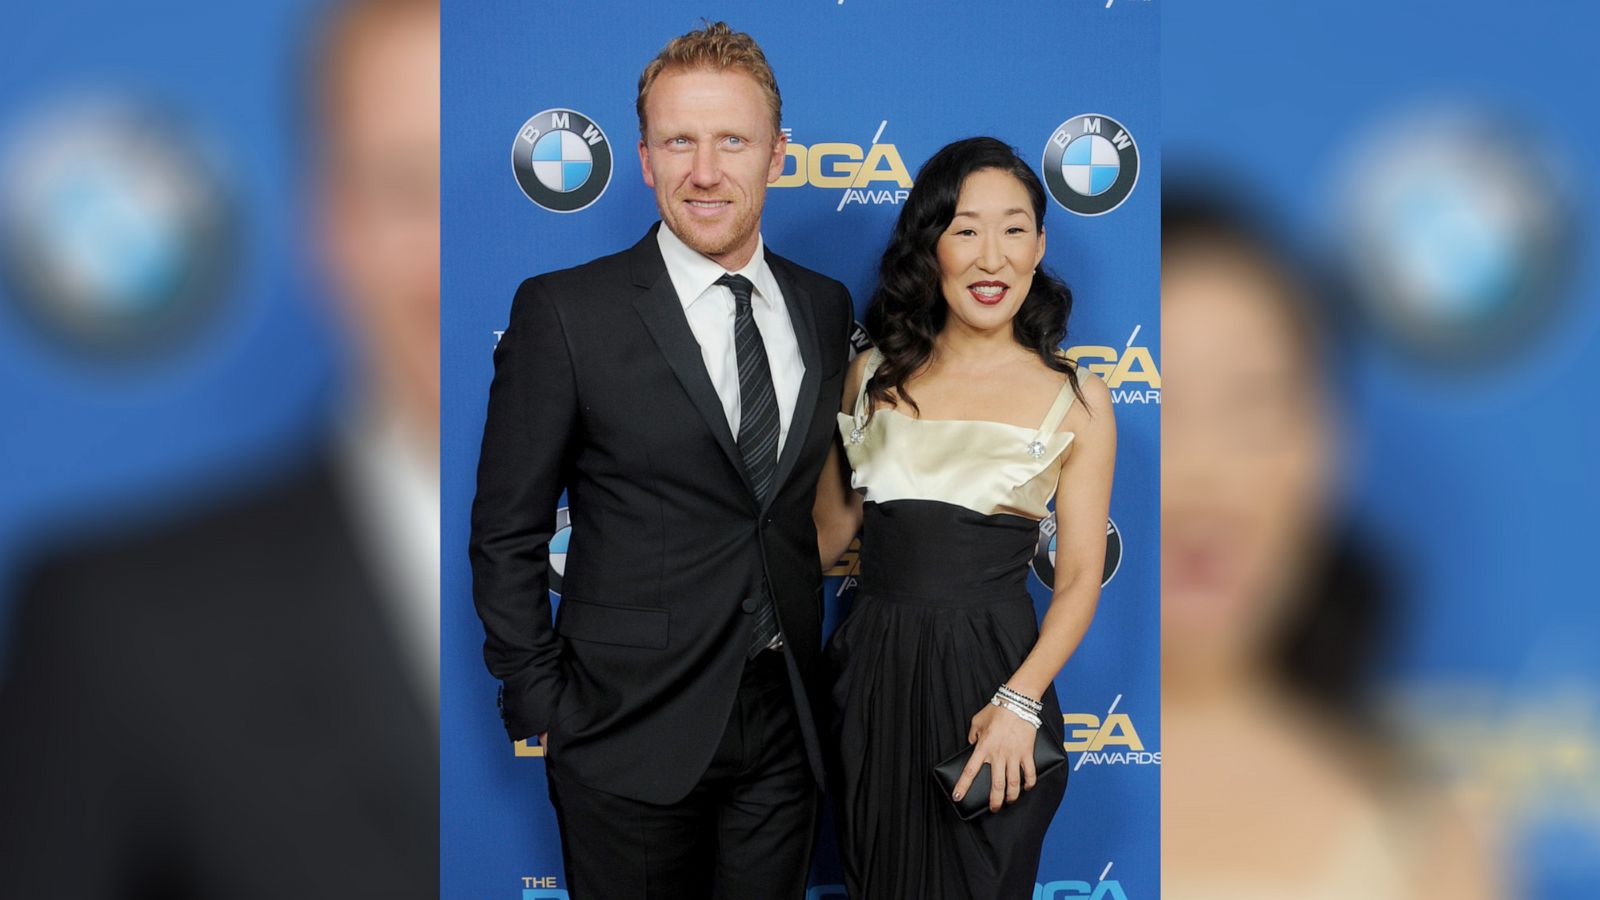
[826,500,1067,900]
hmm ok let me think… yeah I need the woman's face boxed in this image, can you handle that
[1161,242,1337,684]
[934,167,1047,335]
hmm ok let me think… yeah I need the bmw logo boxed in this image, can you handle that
[512,108,612,213]
[1334,108,1571,365]
[1042,114,1140,216]
[1032,516,1122,589]
[548,506,572,596]
[848,319,873,358]
[0,97,234,357]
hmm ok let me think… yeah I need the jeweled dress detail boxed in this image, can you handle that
[828,349,1076,899]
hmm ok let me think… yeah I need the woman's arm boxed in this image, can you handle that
[815,442,862,569]
[1006,371,1117,700]
[814,352,871,568]
[951,371,1117,811]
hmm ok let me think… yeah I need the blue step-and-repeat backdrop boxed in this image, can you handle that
[441,2,1160,898]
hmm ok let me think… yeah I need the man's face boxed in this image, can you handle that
[638,67,786,269]
[315,5,440,446]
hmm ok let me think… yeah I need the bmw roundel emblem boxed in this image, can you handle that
[548,506,572,596]
[0,97,235,356]
[848,319,874,357]
[512,108,612,213]
[1032,516,1122,589]
[1334,108,1571,365]
[1042,114,1140,216]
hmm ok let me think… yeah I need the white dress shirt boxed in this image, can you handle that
[335,405,441,722]
[656,223,805,455]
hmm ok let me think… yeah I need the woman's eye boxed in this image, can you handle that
[954,229,976,237]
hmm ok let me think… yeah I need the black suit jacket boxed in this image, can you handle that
[0,451,438,899]
[470,224,852,804]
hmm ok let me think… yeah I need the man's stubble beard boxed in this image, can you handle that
[666,194,765,261]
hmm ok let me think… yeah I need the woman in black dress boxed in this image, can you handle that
[814,137,1117,899]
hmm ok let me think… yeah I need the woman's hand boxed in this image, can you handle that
[952,702,1039,812]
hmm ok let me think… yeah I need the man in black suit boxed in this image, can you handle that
[470,21,852,900]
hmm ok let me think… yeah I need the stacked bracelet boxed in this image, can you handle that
[997,684,1043,716]
[989,692,1043,729]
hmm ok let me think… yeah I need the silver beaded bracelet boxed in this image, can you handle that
[989,693,1043,729]
[997,684,1043,715]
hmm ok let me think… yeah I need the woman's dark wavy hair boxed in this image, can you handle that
[863,136,1082,415]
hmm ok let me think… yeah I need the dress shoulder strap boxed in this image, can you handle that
[851,347,886,423]
[1032,373,1078,440]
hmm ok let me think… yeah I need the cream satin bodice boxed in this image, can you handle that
[836,349,1077,521]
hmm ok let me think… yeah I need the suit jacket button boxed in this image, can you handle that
[741,596,759,613]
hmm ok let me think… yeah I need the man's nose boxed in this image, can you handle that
[690,144,720,188]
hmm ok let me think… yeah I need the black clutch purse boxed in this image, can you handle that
[931,727,1068,820]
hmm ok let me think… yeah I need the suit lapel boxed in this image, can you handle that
[764,252,822,515]
[629,228,754,494]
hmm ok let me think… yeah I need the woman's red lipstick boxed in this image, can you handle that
[968,281,1009,306]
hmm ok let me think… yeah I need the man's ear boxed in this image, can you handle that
[639,138,655,189]
[766,130,788,184]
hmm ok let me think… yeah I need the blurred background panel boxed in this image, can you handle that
[1164,1,1597,898]
[0,1,440,896]
[0,0,341,595]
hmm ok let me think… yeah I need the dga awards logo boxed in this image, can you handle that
[774,120,912,210]
[1066,695,1159,769]
[1065,325,1160,405]
[1033,517,1123,590]
[1042,114,1139,216]
[512,109,612,213]
[1036,862,1129,900]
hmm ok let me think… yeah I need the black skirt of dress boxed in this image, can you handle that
[826,499,1068,900]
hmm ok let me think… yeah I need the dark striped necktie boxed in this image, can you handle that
[716,273,783,657]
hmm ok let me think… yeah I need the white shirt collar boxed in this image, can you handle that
[656,222,781,312]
